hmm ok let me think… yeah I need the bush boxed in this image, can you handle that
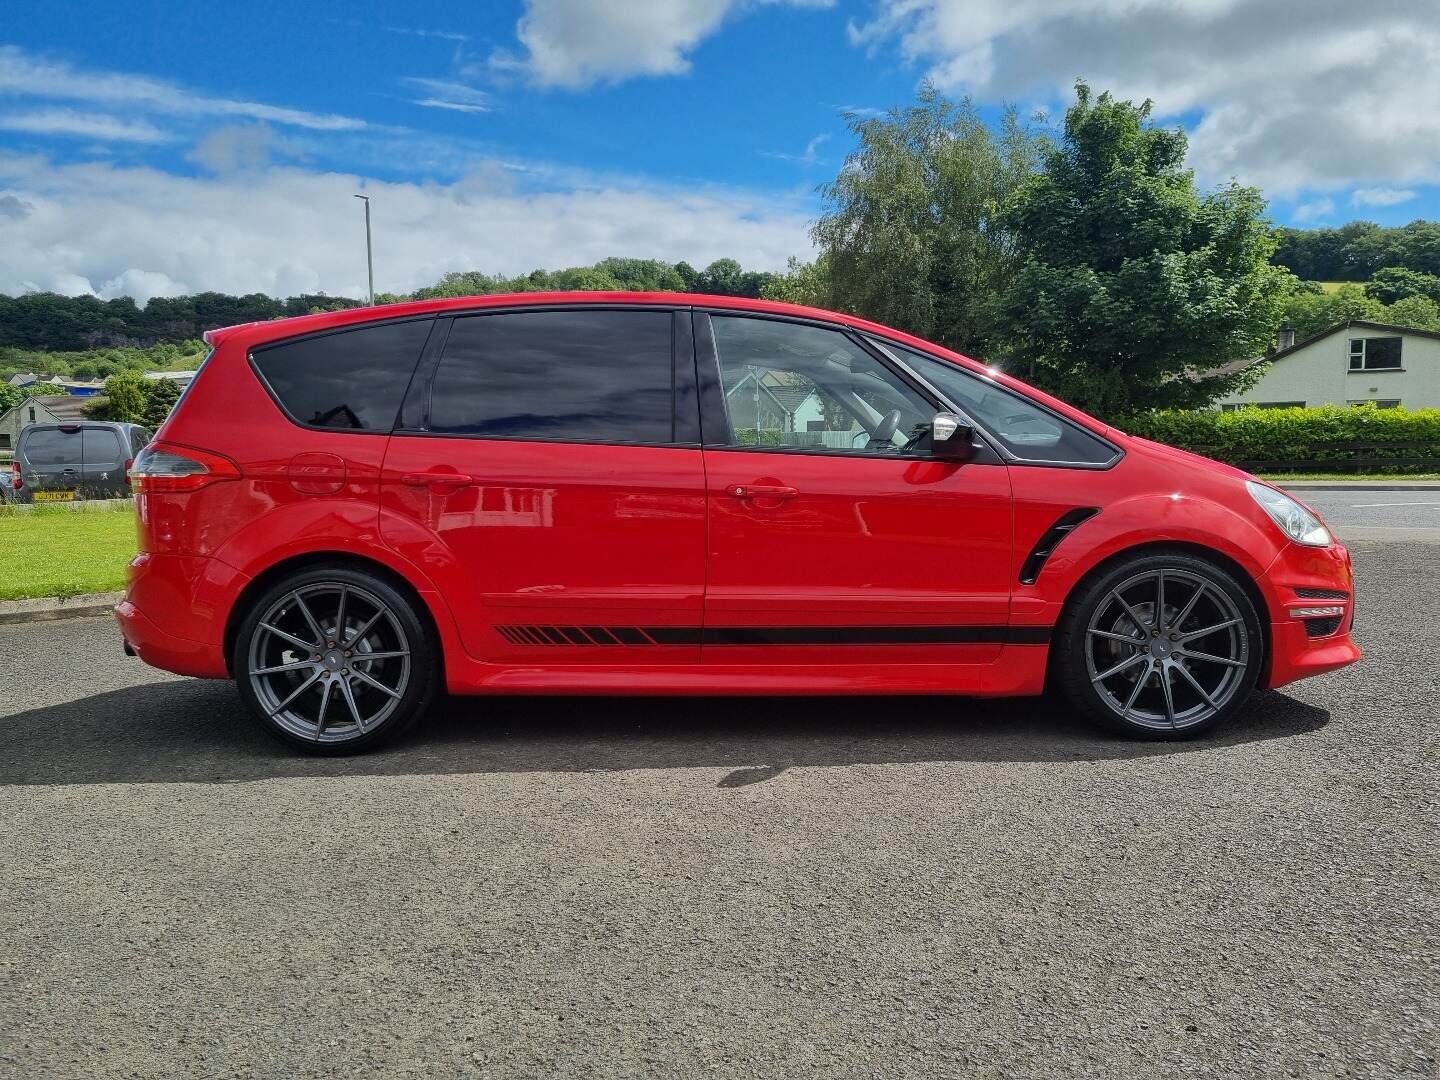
[1122,404,1440,471]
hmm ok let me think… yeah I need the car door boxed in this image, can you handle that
[80,424,127,498]
[19,425,82,499]
[695,311,1014,667]
[380,306,707,663]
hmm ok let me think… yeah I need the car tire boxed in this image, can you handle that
[232,565,440,755]
[1052,550,1264,739]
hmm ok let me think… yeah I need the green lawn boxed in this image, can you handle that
[0,503,137,600]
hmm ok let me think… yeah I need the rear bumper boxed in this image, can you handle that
[114,551,245,679]
[1260,540,1361,690]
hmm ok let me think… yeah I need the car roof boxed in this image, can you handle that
[205,291,1114,437]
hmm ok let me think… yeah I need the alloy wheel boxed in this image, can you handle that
[246,583,412,744]
[1084,568,1250,731]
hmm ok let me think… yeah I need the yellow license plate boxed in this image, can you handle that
[34,490,78,502]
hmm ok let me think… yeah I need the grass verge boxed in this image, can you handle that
[0,502,136,600]
[1256,472,1440,482]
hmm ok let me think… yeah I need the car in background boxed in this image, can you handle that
[114,292,1358,754]
[10,421,152,503]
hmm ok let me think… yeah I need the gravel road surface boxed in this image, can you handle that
[1,538,1434,1079]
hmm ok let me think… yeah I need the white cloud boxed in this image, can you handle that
[0,45,368,132]
[500,0,833,89]
[186,123,305,173]
[0,107,171,144]
[1292,197,1335,224]
[400,78,491,114]
[97,269,192,305]
[764,132,830,166]
[0,152,812,303]
[1351,186,1418,207]
[849,0,1440,195]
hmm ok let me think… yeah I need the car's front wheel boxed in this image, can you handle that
[233,566,439,754]
[1053,551,1264,738]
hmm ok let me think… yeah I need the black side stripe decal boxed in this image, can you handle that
[494,625,1051,647]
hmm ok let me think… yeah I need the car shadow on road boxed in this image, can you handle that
[0,679,1330,787]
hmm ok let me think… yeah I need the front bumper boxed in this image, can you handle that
[1261,540,1361,689]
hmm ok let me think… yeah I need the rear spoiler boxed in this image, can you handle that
[202,322,260,347]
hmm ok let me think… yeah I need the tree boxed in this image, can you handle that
[811,86,1044,355]
[994,81,1290,418]
[141,377,183,428]
[1278,283,1385,340]
[1365,266,1440,306]
[1385,294,1440,331]
[97,372,146,423]
[761,255,835,309]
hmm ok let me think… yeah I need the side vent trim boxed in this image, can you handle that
[1019,508,1101,585]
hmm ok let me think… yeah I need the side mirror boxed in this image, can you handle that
[931,412,974,462]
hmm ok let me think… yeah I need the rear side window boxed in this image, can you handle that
[877,340,1119,466]
[21,427,79,466]
[252,319,433,431]
[129,428,151,455]
[428,309,675,443]
[83,428,124,465]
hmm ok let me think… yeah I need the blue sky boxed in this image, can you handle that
[2,0,1437,302]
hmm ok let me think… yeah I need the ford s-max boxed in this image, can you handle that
[116,293,1358,753]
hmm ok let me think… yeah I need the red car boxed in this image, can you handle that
[115,293,1358,753]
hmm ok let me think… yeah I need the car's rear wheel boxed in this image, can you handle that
[1053,552,1263,739]
[233,566,439,754]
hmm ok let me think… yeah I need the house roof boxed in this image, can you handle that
[0,394,91,426]
[1269,319,1440,364]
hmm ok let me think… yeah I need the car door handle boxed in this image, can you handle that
[730,484,798,500]
[402,471,475,489]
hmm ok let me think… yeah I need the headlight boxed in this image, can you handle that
[1246,481,1331,547]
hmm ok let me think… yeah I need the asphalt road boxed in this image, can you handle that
[1291,488,1440,534]
[1,538,1435,1079]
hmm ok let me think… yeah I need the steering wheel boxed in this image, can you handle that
[870,409,902,447]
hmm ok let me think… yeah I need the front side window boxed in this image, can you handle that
[252,318,433,431]
[876,339,1119,466]
[1349,337,1402,371]
[709,316,932,454]
[428,309,675,443]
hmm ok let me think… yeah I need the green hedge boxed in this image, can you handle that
[1121,405,1440,471]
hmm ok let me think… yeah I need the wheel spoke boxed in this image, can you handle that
[1089,628,1145,645]
[269,670,321,716]
[1171,581,1206,631]
[314,679,334,734]
[1155,570,1165,627]
[1181,649,1245,668]
[337,677,366,732]
[251,659,314,677]
[260,622,316,653]
[334,586,348,645]
[351,649,409,663]
[1115,592,1151,635]
[1158,662,1178,728]
[292,592,327,645]
[1092,651,1147,683]
[1120,661,1151,716]
[1173,661,1219,711]
[1179,618,1240,642]
[342,609,384,650]
[350,666,402,699]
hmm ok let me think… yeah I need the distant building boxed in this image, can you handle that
[1217,321,1440,410]
[143,370,197,388]
[0,393,91,452]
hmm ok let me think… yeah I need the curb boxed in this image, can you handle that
[0,592,123,626]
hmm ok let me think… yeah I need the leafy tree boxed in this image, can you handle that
[1278,283,1386,339]
[994,81,1290,417]
[140,378,183,428]
[812,86,1043,355]
[1366,266,1440,306]
[97,372,146,423]
[761,255,835,308]
[1272,220,1440,280]
[1385,294,1440,331]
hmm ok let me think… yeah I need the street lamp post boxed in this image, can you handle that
[353,194,374,305]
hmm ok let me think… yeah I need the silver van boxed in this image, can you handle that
[11,421,152,502]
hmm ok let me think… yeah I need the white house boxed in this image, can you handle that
[1217,320,1440,411]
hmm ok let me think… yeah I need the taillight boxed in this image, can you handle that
[9,460,19,491]
[129,443,241,494]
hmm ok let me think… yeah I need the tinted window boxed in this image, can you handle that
[253,319,432,431]
[22,427,80,466]
[429,310,674,443]
[83,428,124,464]
[878,340,1118,465]
[710,316,931,454]
[130,428,152,454]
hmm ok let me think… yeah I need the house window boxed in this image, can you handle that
[1256,401,1306,409]
[28,407,35,422]
[0,433,10,449]
[1348,337,1402,371]
[1348,399,1401,409]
